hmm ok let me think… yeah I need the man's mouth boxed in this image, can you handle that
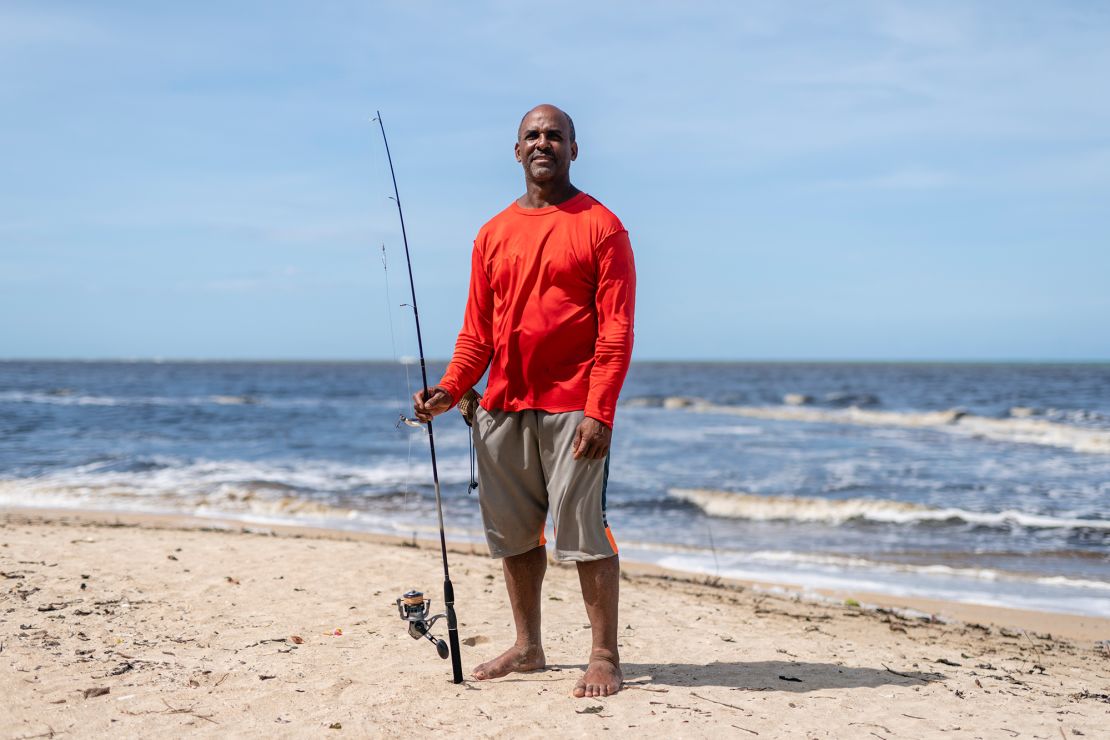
[532,155,554,164]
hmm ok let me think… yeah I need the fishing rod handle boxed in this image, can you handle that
[444,577,464,684]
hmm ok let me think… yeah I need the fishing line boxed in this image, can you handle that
[380,245,414,420]
[374,110,464,684]
[380,244,419,510]
[706,518,721,579]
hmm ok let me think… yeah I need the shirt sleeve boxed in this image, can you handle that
[437,241,494,407]
[584,229,636,427]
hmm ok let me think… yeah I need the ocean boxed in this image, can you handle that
[1,360,1108,617]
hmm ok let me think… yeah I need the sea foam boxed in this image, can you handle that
[669,488,1110,531]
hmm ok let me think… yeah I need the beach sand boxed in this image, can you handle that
[3,509,1108,738]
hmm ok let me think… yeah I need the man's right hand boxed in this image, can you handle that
[412,386,453,423]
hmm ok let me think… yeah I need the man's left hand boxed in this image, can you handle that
[572,416,612,460]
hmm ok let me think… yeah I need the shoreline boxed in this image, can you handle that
[6,505,1109,644]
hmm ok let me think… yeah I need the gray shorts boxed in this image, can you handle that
[471,407,617,562]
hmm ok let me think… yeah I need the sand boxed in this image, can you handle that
[3,509,1109,739]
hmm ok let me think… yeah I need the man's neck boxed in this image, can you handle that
[517,181,580,209]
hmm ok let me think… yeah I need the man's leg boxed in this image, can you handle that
[573,553,622,697]
[472,544,548,680]
[539,410,623,698]
[471,409,549,680]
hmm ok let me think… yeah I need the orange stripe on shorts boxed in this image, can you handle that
[604,526,618,555]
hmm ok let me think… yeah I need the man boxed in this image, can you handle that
[412,104,635,698]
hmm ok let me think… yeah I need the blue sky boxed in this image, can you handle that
[1,1,1108,361]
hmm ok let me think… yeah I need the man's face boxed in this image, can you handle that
[515,107,577,184]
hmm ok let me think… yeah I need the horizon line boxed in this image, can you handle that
[2,356,1109,365]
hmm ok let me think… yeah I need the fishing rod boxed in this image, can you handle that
[374,110,464,684]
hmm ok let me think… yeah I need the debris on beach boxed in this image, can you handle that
[1070,689,1110,704]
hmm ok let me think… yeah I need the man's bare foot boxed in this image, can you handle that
[572,656,622,698]
[471,644,545,681]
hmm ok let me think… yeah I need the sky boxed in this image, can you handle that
[1,1,1108,361]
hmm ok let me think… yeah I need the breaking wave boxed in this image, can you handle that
[652,398,1110,454]
[0,477,365,524]
[669,488,1110,531]
[0,455,476,519]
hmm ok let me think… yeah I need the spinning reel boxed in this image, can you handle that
[396,590,450,660]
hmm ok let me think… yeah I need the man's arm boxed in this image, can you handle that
[574,230,636,459]
[413,242,494,422]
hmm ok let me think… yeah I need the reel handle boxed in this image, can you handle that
[419,629,448,659]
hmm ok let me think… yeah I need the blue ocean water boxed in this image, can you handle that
[1,361,1108,616]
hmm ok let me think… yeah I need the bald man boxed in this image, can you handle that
[413,104,636,698]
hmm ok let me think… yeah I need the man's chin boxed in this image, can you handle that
[527,165,560,182]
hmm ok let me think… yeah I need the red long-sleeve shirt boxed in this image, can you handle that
[437,192,636,427]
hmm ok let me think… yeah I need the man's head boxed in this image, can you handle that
[515,104,577,186]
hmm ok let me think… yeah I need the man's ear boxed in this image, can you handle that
[570,141,578,161]
[515,141,523,162]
